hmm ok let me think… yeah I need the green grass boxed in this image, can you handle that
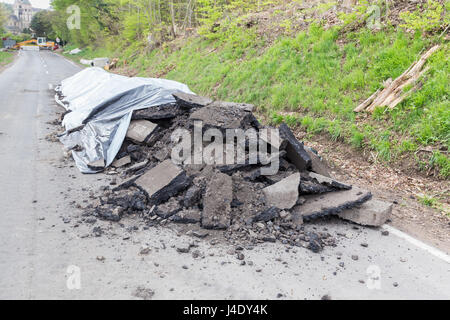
[418,194,449,217]
[64,23,450,178]
[61,44,119,66]
[0,52,14,67]
[419,194,439,207]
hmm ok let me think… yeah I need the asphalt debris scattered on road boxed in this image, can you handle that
[52,90,392,254]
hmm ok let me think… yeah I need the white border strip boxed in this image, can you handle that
[383,225,450,264]
[56,52,81,68]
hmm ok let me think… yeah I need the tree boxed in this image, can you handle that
[48,0,265,46]
[0,4,8,33]
[30,11,54,37]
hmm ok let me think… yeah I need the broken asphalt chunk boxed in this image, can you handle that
[263,172,300,210]
[201,171,233,230]
[112,155,131,168]
[173,92,213,109]
[208,100,255,113]
[279,123,311,171]
[308,232,323,253]
[171,209,202,224]
[291,186,372,222]
[183,185,203,208]
[132,104,182,120]
[299,179,336,194]
[126,120,158,144]
[338,199,393,227]
[112,174,142,192]
[155,198,182,219]
[192,230,209,239]
[190,104,259,131]
[87,158,105,171]
[305,147,332,178]
[253,207,280,223]
[309,172,351,190]
[93,206,122,222]
[125,160,149,175]
[176,243,191,254]
[260,127,287,151]
[105,191,147,212]
[134,160,190,206]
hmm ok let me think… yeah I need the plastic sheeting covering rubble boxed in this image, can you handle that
[55,67,193,173]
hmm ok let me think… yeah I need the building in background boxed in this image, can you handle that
[6,0,40,33]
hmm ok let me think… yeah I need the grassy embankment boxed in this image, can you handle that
[0,51,13,68]
[62,23,449,182]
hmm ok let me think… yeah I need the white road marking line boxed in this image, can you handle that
[56,52,80,68]
[383,224,450,264]
[46,71,49,74]
[48,83,53,90]
[68,59,79,68]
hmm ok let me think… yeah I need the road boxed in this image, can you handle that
[0,50,449,300]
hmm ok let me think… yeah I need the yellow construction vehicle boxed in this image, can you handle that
[13,37,56,50]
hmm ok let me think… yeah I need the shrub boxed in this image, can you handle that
[400,0,447,33]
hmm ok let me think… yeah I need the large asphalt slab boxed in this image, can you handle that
[0,50,448,300]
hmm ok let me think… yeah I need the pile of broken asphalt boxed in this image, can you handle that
[60,92,392,254]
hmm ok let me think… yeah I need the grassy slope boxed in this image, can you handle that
[63,23,449,179]
[0,51,13,67]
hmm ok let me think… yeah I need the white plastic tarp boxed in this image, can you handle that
[56,67,193,173]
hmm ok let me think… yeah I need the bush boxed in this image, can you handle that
[400,0,447,33]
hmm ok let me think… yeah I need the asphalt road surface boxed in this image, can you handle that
[0,50,449,300]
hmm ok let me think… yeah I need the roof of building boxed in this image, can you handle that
[15,0,32,5]
[9,14,19,22]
